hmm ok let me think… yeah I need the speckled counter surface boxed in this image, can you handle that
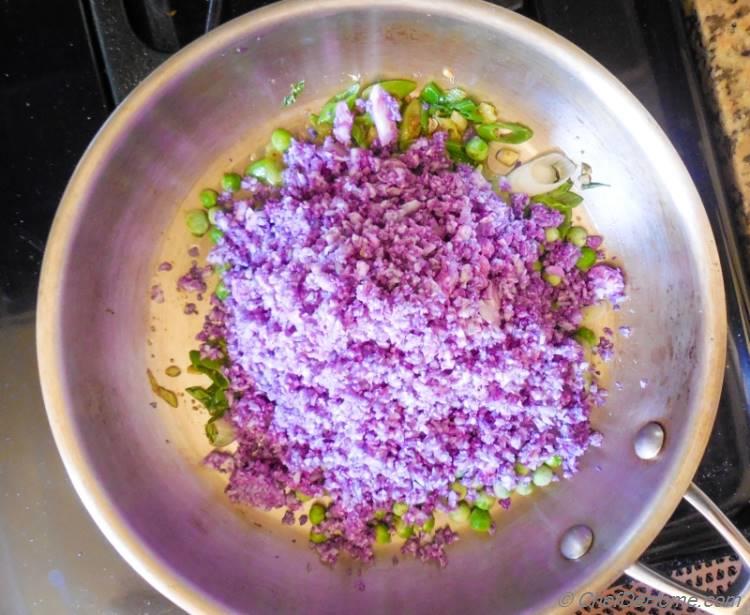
[690,0,750,235]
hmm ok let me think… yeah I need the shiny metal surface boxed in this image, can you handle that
[36,0,727,613]
[626,483,750,614]
[634,422,666,461]
[560,525,595,561]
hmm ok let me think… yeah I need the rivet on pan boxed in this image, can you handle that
[634,422,665,460]
[560,525,594,560]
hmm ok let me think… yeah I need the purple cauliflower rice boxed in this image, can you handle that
[188,88,625,567]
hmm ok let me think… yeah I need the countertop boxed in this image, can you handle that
[691,0,750,240]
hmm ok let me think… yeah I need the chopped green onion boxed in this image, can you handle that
[532,465,554,487]
[576,246,597,272]
[393,516,414,539]
[309,531,327,544]
[442,87,467,103]
[543,270,562,287]
[469,507,492,532]
[282,80,305,107]
[419,81,444,105]
[309,503,326,526]
[374,522,391,544]
[362,79,417,99]
[270,128,293,153]
[451,481,467,499]
[318,82,361,124]
[450,501,471,523]
[399,98,423,150]
[465,136,489,162]
[476,121,533,144]
[351,122,367,148]
[445,140,472,164]
[245,158,283,186]
[573,326,597,347]
[215,280,230,301]
[546,455,563,469]
[392,502,409,516]
[199,188,218,208]
[185,210,209,237]
[567,226,588,247]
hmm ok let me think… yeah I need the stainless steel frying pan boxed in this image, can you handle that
[36,0,748,612]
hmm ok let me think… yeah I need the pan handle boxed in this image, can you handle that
[626,483,750,614]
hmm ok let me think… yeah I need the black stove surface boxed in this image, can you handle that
[3,0,750,579]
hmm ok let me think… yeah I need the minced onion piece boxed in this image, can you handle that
[486,142,519,174]
[507,151,577,196]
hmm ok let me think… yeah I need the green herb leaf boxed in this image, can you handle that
[533,180,584,210]
[282,80,305,107]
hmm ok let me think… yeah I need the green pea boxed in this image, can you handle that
[574,326,597,347]
[392,502,409,516]
[245,158,283,187]
[270,128,293,153]
[451,481,467,499]
[393,516,414,539]
[493,482,510,499]
[185,210,209,237]
[469,507,492,532]
[295,490,311,502]
[546,455,563,469]
[532,260,543,272]
[514,462,530,476]
[199,188,218,208]
[215,280,229,301]
[207,206,221,226]
[474,490,494,511]
[567,225,588,247]
[221,172,242,192]
[515,482,534,496]
[309,503,326,526]
[450,500,471,523]
[543,270,562,287]
[422,514,435,533]
[310,531,327,544]
[576,246,597,272]
[465,136,489,162]
[208,227,224,245]
[374,522,391,544]
[544,227,560,243]
[533,465,554,487]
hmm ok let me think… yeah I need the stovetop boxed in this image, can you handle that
[2,0,750,610]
